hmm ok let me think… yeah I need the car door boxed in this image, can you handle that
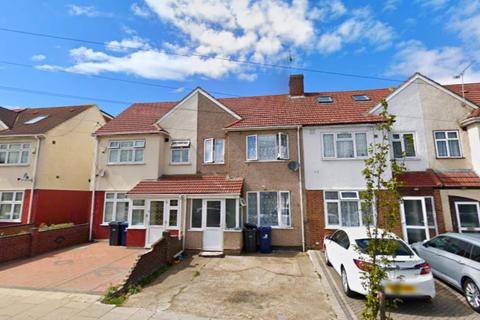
[418,236,450,276]
[330,230,350,274]
[440,237,472,288]
[325,231,342,272]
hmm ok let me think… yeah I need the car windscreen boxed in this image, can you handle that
[355,238,414,256]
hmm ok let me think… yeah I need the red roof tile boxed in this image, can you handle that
[397,171,442,188]
[445,83,480,107]
[434,171,480,187]
[398,170,480,188]
[128,175,244,195]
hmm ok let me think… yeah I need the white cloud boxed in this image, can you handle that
[131,3,151,18]
[416,0,449,10]
[31,54,46,62]
[172,87,185,94]
[383,0,400,12]
[67,4,111,17]
[105,37,151,52]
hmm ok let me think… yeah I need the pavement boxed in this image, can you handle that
[0,242,145,294]
[308,250,480,320]
[125,252,337,320]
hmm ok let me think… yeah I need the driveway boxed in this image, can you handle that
[125,252,336,320]
[309,250,480,320]
[0,242,145,295]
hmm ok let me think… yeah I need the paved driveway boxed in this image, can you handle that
[0,242,145,295]
[309,250,480,320]
[125,252,336,320]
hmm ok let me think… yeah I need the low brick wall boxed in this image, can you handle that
[0,224,34,237]
[118,232,182,294]
[0,224,89,264]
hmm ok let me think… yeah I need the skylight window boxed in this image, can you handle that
[317,96,334,103]
[352,94,371,102]
[24,115,48,124]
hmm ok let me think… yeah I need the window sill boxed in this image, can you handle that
[203,162,225,165]
[0,219,22,223]
[435,156,465,160]
[245,159,290,163]
[107,162,145,166]
[0,163,30,167]
[225,229,242,232]
[321,157,367,161]
[188,228,203,232]
[271,226,294,230]
[169,162,191,166]
[127,226,146,230]
[394,157,421,161]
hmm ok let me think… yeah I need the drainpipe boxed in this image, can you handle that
[88,136,99,241]
[180,194,187,250]
[27,135,42,224]
[296,126,306,252]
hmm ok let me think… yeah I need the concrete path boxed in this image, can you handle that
[0,242,144,294]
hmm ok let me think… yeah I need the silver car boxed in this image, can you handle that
[412,233,480,313]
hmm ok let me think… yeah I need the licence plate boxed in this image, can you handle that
[385,284,416,294]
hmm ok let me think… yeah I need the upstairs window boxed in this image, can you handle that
[392,133,416,158]
[0,143,30,165]
[246,133,289,161]
[322,132,368,159]
[108,140,145,164]
[434,130,461,158]
[352,94,371,101]
[204,138,225,164]
[0,191,23,222]
[171,139,190,164]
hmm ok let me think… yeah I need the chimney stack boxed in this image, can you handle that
[289,74,304,97]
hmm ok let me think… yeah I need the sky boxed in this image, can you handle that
[0,0,479,116]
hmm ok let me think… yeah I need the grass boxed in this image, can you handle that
[102,285,126,306]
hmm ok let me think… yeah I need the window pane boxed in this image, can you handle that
[169,209,178,227]
[355,133,368,157]
[435,132,446,139]
[204,139,213,163]
[403,134,416,157]
[206,201,221,227]
[134,150,144,162]
[0,204,11,219]
[436,141,448,157]
[336,141,354,158]
[258,135,277,160]
[104,202,114,223]
[15,192,23,201]
[120,149,133,162]
[170,200,178,207]
[445,238,472,257]
[448,140,461,157]
[280,192,290,226]
[406,229,427,244]
[132,200,145,206]
[471,246,480,263]
[214,139,224,163]
[191,199,202,228]
[226,199,236,228]
[131,209,144,225]
[0,152,5,164]
[392,141,403,158]
[403,199,425,226]
[247,193,258,225]
[327,202,339,225]
[7,151,19,164]
[259,192,278,226]
[457,204,480,228]
[325,191,338,200]
[337,133,352,139]
[180,149,189,162]
[341,201,360,226]
[1,192,13,201]
[116,202,129,222]
[108,149,119,163]
[172,149,181,163]
[323,134,335,158]
[117,193,127,199]
[247,136,257,160]
[278,134,289,159]
[150,201,164,225]
[134,140,145,148]
[425,198,436,228]
[447,132,458,139]
[20,151,29,163]
[12,204,21,220]
[340,192,358,199]
[105,193,115,199]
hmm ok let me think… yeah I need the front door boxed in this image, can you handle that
[401,197,438,244]
[202,200,224,251]
[455,202,480,233]
[146,200,165,247]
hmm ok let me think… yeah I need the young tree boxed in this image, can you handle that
[360,99,406,320]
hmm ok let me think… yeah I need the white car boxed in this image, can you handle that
[324,227,435,299]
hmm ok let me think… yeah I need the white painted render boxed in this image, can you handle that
[467,123,480,175]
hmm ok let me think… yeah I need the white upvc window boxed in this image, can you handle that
[189,198,240,230]
[168,199,180,228]
[247,191,291,228]
[246,133,289,161]
[392,132,416,158]
[322,132,368,159]
[455,201,480,233]
[434,130,462,158]
[0,143,30,165]
[204,138,225,164]
[324,191,374,228]
[129,199,146,227]
[108,140,145,164]
[0,191,23,222]
[103,192,129,224]
[171,139,190,164]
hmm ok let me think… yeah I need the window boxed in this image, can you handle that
[246,133,288,161]
[204,138,225,164]
[434,130,461,158]
[24,115,48,124]
[317,96,333,103]
[247,191,291,228]
[168,199,179,227]
[352,94,370,101]
[443,237,473,258]
[226,199,238,229]
[191,199,203,229]
[401,197,438,244]
[103,192,129,224]
[392,133,416,158]
[471,245,480,263]
[332,230,350,249]
[108,140,145,164]
[322,133,368,159]
[455,202,480,233]
[324,191,374,228]
[171,139,190,164]
[426,236,449,250]
[0,191,23,222]
[130,200,146,226]
[0,143,30,165]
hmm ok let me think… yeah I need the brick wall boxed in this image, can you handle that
[305,190,326,250]
[0,233,31,263]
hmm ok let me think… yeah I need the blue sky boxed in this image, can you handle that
[0,0,479,115]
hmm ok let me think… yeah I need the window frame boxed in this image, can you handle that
[400,196,438,244]
[391,132,417,159]
[203,138,225,164]
[189,198,240,231]
[103,192,130,224]
[454,201,480,233]
[246,191,292,228]
[170,139,191,165]
[433,130,462,158]
[107,139,145,165]
[321,132,368,160]
[324,190,375,229]
[0,143,31,166]
[246,133,289,161]
[352,94,371,102]
[0,191,24,222]
[129,199,146,228]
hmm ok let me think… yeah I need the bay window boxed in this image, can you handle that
[324,191,373,228]
[0,143,30,165]
[434,130,461,158]
[108,140,145,164]
[0,191,23,222]
[247,191,291,228]
[392,133,416,158]
[103,192,129,224]
[171,139,190,164]
[204,138,225,164]
[322,132,368,159]
[246,133,289,161]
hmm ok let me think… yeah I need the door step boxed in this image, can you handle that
[199,251,224,258]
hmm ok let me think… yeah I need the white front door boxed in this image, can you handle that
[455,202,480,233]
[202,200,224,251]
[401,197,438,244]
[146,200,166,247]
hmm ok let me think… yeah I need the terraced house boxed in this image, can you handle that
[0,104,109,226]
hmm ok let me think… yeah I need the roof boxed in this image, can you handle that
[0,105,94,136]
[0,107,18,128]
[398,170,480,188]
[95,102,175,136]
[128,175,244,195]
[444,83,480,107]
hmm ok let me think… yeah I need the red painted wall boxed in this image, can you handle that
[0,189,31,226]
[92,191,109,239]
[30,190,91,226]
[127,229,146,247]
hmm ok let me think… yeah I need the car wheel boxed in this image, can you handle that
[341,268,355,297]
[464,278,480,313]
[324,250,332,266]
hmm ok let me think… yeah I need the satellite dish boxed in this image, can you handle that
[287,161,299,172]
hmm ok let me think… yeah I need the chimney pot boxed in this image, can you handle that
[289,74,304,97]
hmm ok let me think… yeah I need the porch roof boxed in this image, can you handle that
[128,175,244,195]
[397,170,480,188]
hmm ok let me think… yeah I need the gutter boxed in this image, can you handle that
[27,135,43,224]
[224,125,301,132]
[88,136,99,241]
[460,117,480,128]
[296,126,306,252]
